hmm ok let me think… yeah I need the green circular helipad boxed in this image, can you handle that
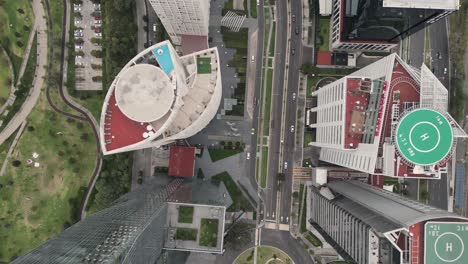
[395,108,453,166]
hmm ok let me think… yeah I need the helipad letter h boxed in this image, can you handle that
[447,242,453,252]
[420,133,430,141]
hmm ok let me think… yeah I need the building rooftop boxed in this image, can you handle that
[168,146,196,178]
[115,64,174,122]
[395,108,454,166]
[383,0,460,10]
[328,180,457,227]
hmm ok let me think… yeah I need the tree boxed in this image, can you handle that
[12,160,21,167]
[301,63,314,74]
[277,173,286,182]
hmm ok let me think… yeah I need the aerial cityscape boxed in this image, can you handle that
[1,0,468,263]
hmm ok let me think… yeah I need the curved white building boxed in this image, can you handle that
[100,41,222,155]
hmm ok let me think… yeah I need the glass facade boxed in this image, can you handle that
[341,0,448,42]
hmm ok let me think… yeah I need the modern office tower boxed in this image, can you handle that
[100,41,222,155]
[13,178,230,263]
[148,0,210,46]
[323,0,460,52]
[309,53,467,179]
[308,180,468,264]
[12,178,182,264]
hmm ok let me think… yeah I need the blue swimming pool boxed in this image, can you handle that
[152,44,174,75]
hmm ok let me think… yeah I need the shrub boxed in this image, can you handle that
[12,160,21,167]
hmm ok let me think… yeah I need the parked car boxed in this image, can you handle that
[292,92,296,101]
[295,26,299,35]
[292,15,296,22]
[284,162,288,170]
[246,152,251,160]
[290,125,295,133]
[95,32,102,38]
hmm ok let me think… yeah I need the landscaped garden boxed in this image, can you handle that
[234,246,293,264]
[175,228,198,241]
[304,231,323,247]
[178,205,194,223]
[211,171,254,212]
[208,140,244,162]
[196,57,212,74]
[0,94,98,262]
[199,218,218,247]
[0,0,34,81]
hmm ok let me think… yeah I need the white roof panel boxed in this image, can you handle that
[383,0,459,10]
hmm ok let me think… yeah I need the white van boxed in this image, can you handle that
[251,55,255,62]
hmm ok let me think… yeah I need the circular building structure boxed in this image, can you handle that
[99,41,222,155]
[114,64,175,123]
[395,108,454,166]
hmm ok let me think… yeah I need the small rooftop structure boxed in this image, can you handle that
[168,146,196,178]
[115,64,174,122]
[383,0,460,10]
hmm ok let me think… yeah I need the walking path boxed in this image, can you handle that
[0,0,47,145]
[0,121,27,177]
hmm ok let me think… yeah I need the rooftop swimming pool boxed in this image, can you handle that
[152,44,174,75]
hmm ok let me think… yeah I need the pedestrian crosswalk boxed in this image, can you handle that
[221,11,246,32]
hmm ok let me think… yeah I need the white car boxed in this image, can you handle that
[74,19,81,25]
[290,125,295,132]
[284,162,288,170]
[95,20,102,25]
[251,128,255,135]
[95,32,102,37]
[444,68,448,74]
[75,45,83,50]
[292,92,296,101]
[246,152,250,160]
[75,55,83,60]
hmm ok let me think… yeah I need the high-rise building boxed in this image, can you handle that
[309,53,467,179]
[308,180,468,264]
[12,178,230,263]
[324,0,460,52]
[100,41,222,155]
[148,0,210,46]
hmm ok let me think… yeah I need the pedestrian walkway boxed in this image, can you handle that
[0,0,47,146]
[221,11,247,32]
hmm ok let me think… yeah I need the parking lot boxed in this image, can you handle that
[73,1,102,90]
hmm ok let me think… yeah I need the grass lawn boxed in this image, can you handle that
[263,69,273,135]
[304,231,323,247]
[211,171,253,212]
[197,57,212,74]
[178,206,194,223]
[269,23,276,56]
[0,93,98,262]
[0,50,12,104]
[199,218,219,247]
[175,228,198,241]
[250,0,258,18]
[260,147,268,188]
[298,184,308,233]
[235,246,293,264]
[304,131,315,148]
[208,148,243,162]
[318,18,330,52]
[0,0,34,82]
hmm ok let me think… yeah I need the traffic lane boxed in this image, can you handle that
[265,0,288,221]
[248,3,264,194]
[428,173,448,210]
[429,18,449,87]
[408,28,424,67]
[262,230,315,264]
[278,0,303,224]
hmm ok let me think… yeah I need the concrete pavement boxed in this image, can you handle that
[0,0,46,145]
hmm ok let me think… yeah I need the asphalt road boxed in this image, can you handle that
[278,0,303,225]
[429,18,450,88]
[264,0,288,221]
[428,173,449,210]
[408,28,424,67]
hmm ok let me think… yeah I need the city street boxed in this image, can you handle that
[264,0,287,222]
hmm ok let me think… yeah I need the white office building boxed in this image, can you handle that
[148,0,210,45]
[325,0,459,52]
[309,54,467,179]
